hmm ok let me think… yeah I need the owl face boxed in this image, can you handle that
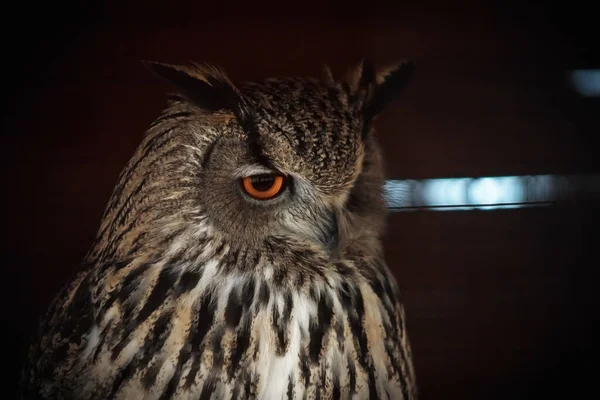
[110,60,414,265]
[197,77,371,256]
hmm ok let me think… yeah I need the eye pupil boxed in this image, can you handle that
[241,173,286,200]
[250,175,276,192]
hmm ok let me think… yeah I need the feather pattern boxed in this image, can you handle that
[22,59,417,400]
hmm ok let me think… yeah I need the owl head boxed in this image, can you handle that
[90,59,413,266]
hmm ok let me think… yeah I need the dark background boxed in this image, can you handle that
[2,1,599,398]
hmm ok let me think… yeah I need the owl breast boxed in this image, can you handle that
[36,252,415,400]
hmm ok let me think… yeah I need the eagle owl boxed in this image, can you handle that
[22,58,417,399]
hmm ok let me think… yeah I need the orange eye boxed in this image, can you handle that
[241,174,286,200]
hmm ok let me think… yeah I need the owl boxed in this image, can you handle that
[21,58,417,399]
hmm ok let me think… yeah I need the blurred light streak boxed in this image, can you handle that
[570,69,600,97]
[384,174,600,211]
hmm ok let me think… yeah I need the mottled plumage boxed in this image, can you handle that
[21,58,418,399]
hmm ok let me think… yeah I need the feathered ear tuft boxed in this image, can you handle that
[322,64,335,85]
[343,58,376,95]
[367,60,414,119]
[343,58,414,119]
[142,61,243,113]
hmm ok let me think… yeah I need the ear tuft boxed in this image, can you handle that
[322,64,335,85]
[343,58,374,94]
[142,60,243,113]
[342,58,414,116]
[366,60,415,118]
[340,58,414,138]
